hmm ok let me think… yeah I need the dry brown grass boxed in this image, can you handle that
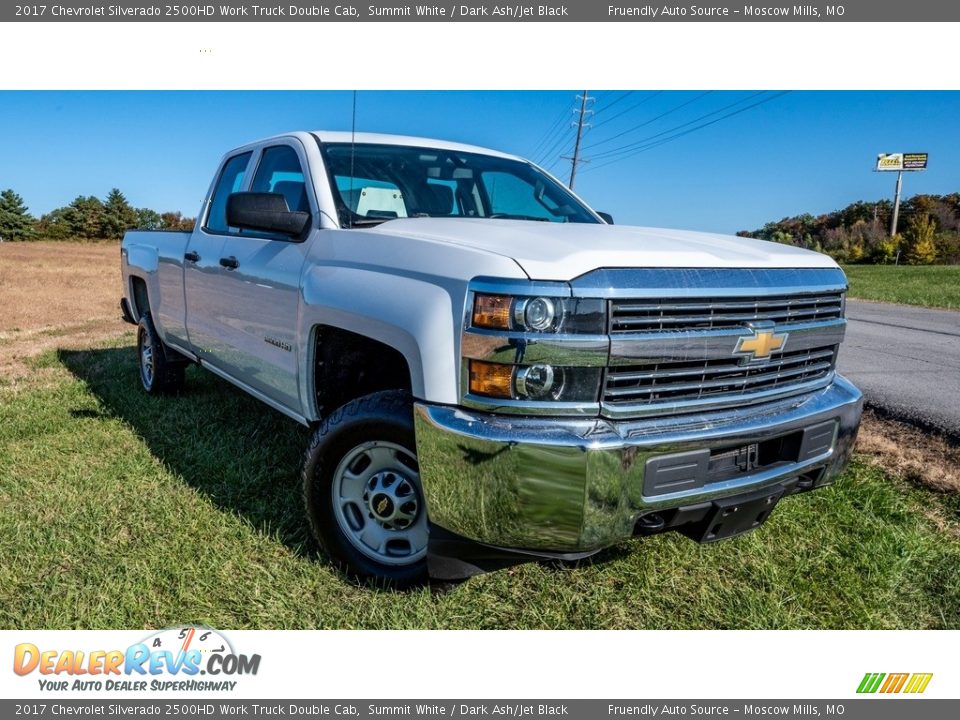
[0,241,125,378]
[857,410,960,494]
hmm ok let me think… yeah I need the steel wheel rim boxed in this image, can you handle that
[139,329,154,389]
[331,440,428,566]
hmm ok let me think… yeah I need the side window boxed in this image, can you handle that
[251,145,310,213]
[205,152,252,233]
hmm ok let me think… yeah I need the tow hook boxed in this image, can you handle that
[635,513,667,535]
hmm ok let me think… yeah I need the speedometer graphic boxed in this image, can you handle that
[141,627,234,659]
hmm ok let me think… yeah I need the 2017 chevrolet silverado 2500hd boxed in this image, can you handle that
[121,132,863,586]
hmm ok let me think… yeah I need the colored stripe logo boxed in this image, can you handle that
[857,672,933,694]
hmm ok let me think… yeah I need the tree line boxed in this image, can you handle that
[0,188,194,242]
[737,193,960,265]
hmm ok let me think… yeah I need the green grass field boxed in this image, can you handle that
[1,335,959,630]
[843,265,960,310]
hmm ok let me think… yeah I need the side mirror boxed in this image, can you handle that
[226,192,310,238]
[597,212,614,225]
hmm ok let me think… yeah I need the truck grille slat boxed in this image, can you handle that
[608,348,836,383]
[604,345,838,406]
[610,292,844,332]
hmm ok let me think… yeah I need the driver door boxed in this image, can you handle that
[202,140,317,415]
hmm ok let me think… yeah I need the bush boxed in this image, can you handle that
[904,214,938,265]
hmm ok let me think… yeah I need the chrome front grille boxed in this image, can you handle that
[609,292,844,333]
[604,345,838,407]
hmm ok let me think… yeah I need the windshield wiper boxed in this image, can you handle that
[346,217,389,228]
[488,214,552,222]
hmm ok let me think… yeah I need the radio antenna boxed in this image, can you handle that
[349,90,357,229]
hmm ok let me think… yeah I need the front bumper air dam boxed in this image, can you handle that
[415,375,863,577]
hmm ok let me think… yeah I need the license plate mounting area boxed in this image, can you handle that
[681,484,787,543]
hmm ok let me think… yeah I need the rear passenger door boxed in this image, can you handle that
[202,140,317,415]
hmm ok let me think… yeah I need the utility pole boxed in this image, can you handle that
[566,91,593,189]
[890,169,903,237]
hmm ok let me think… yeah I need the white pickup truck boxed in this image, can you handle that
[121,131,863,586]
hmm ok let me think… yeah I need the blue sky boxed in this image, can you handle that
[0,90,957,234]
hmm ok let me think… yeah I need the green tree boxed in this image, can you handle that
[34,208,72,240]
[160,211,196,231]
[745,193,959,266]
[904,214,938,265]
[0,189,36,241]
[62,196,105,239]
[136,208,164,230]
[101,188,138,239]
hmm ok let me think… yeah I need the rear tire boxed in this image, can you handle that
[302,390,428,588]
[136,314,186,395]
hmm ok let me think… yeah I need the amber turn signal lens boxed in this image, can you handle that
[472,294,513,329]
[468,360,514,399]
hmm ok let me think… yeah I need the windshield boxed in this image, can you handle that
[317,141,600,227]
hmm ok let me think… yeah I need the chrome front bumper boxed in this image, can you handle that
[414,375,863,553]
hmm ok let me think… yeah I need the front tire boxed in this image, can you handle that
[136,314,186,395]
[302,390,428,588]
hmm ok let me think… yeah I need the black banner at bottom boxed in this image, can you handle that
[2,700,956,720]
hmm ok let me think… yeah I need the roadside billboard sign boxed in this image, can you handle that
[876,152,928,171]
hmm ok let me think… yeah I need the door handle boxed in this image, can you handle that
[219,256,240,270]
[184,250,200,263]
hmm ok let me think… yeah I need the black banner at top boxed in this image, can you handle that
[4,1,960,22]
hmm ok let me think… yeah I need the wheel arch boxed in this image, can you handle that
[128,275,150,320]
[299,265,463,421]
[308,324,417,419]
[123,241,161,321]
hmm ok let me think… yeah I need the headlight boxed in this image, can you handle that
[515,364,557,399]
[471,294,604,334]
[514,297,556,332]
[468,360,601,403]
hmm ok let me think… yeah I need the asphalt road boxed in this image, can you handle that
[838,299,960,435]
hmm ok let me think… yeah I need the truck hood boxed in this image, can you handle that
[373,217,837,280]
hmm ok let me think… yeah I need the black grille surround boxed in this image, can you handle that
[609,292,844,333]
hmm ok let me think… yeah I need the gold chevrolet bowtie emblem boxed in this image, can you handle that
[735,328,788,361]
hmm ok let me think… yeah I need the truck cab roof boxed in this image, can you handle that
[241,131,524,162]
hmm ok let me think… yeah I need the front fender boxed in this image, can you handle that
[298,265,465,420]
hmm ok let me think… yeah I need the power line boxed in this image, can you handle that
[535,123,576,168]
[592,90,635,117]
[591,90,663,130]
[528,98,576,160]
[534,90,589,168]
[533,101,581,166]
[582,91,791,174]
[589,90,768,160]
[583,90,713,151]
[586,92,790,172]
[544,155,568,174]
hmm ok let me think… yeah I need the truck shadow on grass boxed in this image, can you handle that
[58,345,633,586]
[58,345,317,558]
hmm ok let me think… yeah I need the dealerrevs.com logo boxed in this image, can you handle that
[13,627,261,693]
